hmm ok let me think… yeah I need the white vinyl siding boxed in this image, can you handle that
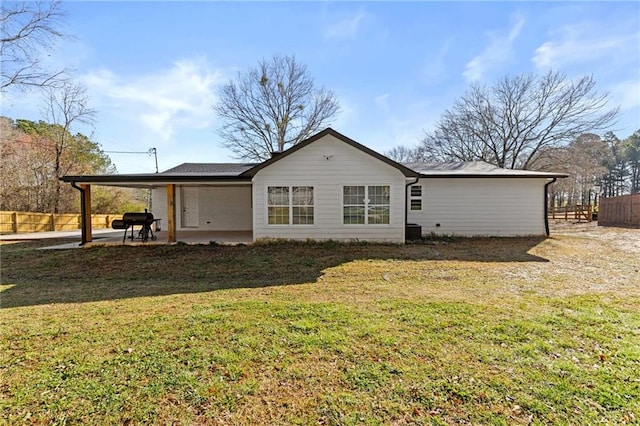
[407,178,548,236]
[252,134,406,242]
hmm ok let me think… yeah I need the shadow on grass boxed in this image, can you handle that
[1,237,548,308]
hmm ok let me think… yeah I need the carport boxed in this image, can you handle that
[60,170,254,245]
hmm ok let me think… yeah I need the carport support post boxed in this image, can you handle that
[81,184,92,243]
[167,184,176,243]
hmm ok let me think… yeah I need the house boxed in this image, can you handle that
[61,128,567,244]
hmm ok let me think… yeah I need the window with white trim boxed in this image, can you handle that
[410,185,422,211]
[268,186,314,225]
[292,186,314,224]
[343,185,390,224]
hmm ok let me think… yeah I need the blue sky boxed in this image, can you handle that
[2,1,639,174]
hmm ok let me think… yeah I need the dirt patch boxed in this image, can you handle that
[550,220,640,254]
[505,220,640,298]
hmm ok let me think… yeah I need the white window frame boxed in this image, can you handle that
[267,186,314,226]
[342,185,390,225]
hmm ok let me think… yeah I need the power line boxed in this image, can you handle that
[5,139,159,173]
[103,150,151,154]
[102,148,158,173]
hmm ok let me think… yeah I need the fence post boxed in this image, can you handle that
[12,212,18,233]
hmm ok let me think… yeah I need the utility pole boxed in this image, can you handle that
[149,148,158,173]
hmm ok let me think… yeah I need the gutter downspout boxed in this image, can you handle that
[71,182,87,246]
[405,176,420,239]
[544,178,557,237]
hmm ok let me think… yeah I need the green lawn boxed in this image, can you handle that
[1,228,639,425]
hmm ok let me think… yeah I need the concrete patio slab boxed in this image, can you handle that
[0,229,121,241]
[33,230,253,249]
[2,228,253,249]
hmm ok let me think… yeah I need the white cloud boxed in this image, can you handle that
[330,93,358,130]
[463,16,525,82]
[82,58,223,144]
[374,93,390,111]
[421,39,453,82]
[532,23,638,69]
[608,79,640,111]
[324,11,366,41]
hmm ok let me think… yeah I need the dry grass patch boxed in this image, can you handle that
[1,222,639,424]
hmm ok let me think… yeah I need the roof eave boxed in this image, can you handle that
[416,173,569,179]
[60,174,253,185]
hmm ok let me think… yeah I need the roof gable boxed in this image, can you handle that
[240,128,419,178]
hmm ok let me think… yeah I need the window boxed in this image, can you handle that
[268,186,289,224]
[343,186,365,224]
[410,185,422,211]
[292,186,314,224]
[268,186,314,225]
[343,185,390,225]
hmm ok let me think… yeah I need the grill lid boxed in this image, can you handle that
[122,212,154,224]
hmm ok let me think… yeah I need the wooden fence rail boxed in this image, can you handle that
[0,211,122,234]
[598,194,640,227]
[548,204,594,222]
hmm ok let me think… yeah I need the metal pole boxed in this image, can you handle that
[149,148,158,173]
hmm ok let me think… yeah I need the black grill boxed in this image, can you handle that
[112,211,157,242]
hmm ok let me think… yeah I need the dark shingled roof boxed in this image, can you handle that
[161,163,258,176]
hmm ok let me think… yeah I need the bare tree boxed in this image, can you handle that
[419,71,619,170]
[384,145,422,163]
[1,1,68,92]
[42,82,96,213]
[214,55,340,161]
[538,134,612,206]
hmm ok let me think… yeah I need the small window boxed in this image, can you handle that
[410,185,422,211]
[268,186,314,225]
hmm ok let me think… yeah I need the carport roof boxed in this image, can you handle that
[60,163,258,186]
[60,170,253,187]
[162,162,258,176]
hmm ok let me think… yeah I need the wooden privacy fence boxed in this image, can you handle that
[0,211,122,234]
[598,194,640,227]
[548,204,594,222]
